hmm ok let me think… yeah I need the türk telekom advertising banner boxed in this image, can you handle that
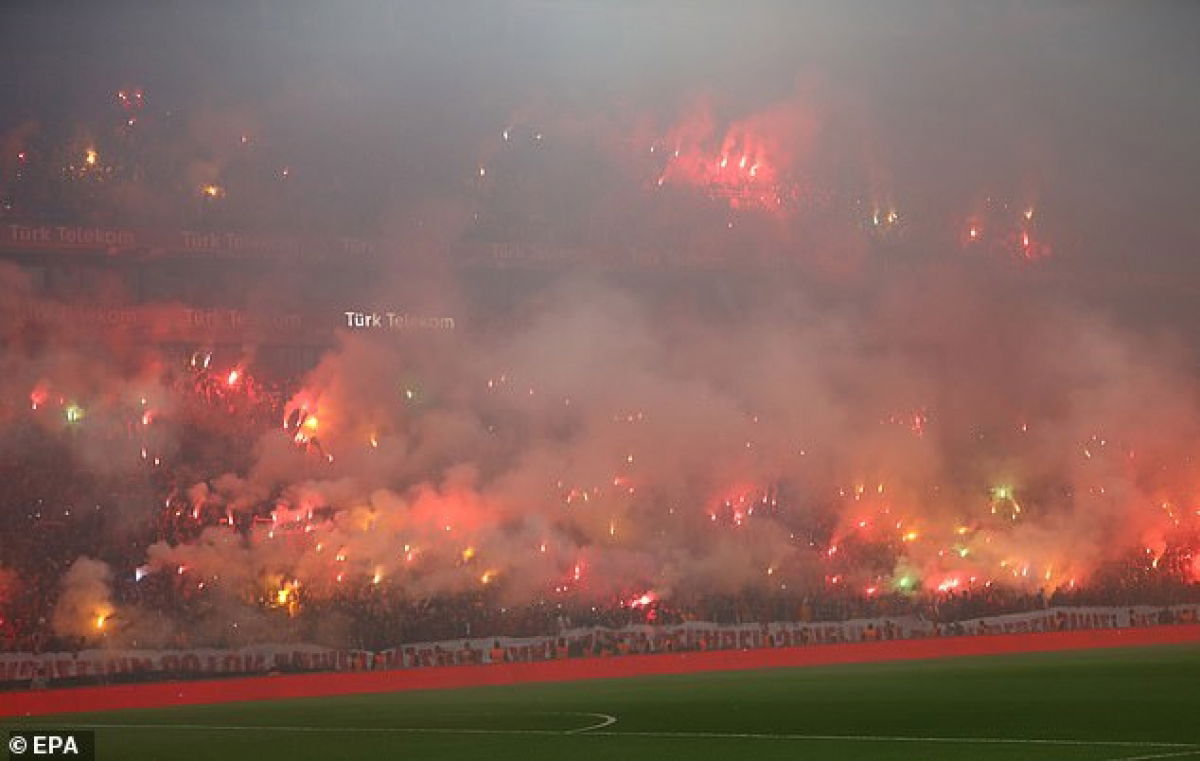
[1,301,456,346]
[1,222,378,262]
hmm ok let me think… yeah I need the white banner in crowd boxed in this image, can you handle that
[3,604,1196,685]
[385,604,1198,668]
[0,643,359,685]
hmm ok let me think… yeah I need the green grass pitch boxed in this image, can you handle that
[6,644,1199,760]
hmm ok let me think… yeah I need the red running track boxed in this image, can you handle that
[4,624,1198,717]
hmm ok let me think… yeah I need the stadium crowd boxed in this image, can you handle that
[2,367,1198,659]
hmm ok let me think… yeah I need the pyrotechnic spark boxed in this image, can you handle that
[937,578,962,592]
[629,591,656,608]
[990,484,1023,518]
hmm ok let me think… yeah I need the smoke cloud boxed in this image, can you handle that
[2,2,1198,648]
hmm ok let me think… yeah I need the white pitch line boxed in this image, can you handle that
[583,731,1200,749]
[564,712,618,733]
[56,723,1199,750]
[67,723,565,737]
[1108,751,1200,761]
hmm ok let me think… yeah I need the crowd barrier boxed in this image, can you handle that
[3,623,1198,717]
[3,604,1196,688]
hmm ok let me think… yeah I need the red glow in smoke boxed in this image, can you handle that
[29,386,49,411]
[651,100,814,214]
[658,139,789,213]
